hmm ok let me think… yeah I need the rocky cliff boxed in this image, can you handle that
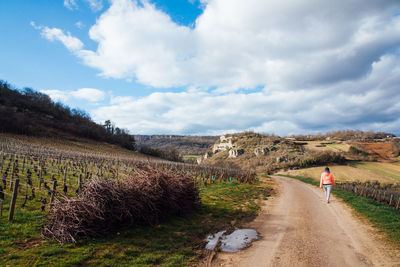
[201,132,346,174]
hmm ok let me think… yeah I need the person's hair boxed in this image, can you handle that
[324,167,330,173]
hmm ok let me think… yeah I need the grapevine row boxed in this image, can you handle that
[0,137,256,221]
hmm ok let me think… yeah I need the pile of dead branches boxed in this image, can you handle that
[42,166,200,244]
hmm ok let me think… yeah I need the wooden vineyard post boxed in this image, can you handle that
[39,168,43,189]
[389,194,393,206]
[116,161,120,186]
[76,174,82,195]
[0,154,3,173]
[9,178,19,221]
[22,156,25,173]
[396,197,400,210]
[49,180,57,208]
[10,170,14,191]
[63,166,68,194]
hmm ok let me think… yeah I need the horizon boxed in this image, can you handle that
[1,0,400,136]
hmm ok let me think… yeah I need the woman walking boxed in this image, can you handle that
[320,167,335,203]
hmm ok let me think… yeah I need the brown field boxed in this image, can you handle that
[280,161,400,184]
[304,140,398,162]
[356,142,395,160]
[304,141,350,153]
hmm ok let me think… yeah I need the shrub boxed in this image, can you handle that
[391,140,400,157]
[42,166,200,244]
[140,146,183,162]
[348,145,369,156]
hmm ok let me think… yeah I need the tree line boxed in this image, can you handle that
[0,80,135,150]
[290,130,395,141]
[139,145,184,162]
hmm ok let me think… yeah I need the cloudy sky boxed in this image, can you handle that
[1,0,400,136]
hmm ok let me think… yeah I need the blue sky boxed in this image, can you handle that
[1,0,400,136]
[0,0,200,99]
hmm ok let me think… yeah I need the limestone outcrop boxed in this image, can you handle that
[254,148,269,156]
[212,136,234,153]
[229,149,244,158]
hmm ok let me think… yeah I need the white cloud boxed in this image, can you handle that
[43,0,400,90]
[40,27,84,51]
[64,0,78,10]
[40,88,105,103]
[37,0,400,135]
[75,21,84,29]
[71,88,106,102]
[39,89,70,103]
[84,0,103,11]
[91,52,400,135]
[64,0,103,11]
[79,0,194,86]
[30,21,38,29]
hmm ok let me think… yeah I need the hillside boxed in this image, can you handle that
[280,162,400,184]
[0,130,262,266]
[134,134,218,156]
[201,131,399,174]
[0,80,135,150]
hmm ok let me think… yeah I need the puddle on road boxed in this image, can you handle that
[205,229,259,252]
[205,230,226,250]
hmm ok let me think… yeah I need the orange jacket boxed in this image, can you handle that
[320,172,335,188]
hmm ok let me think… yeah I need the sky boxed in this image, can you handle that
[1,0,400,136]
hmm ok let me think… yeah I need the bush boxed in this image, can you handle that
[42,166,200,244]
[348,146,369,156]
[263,151,346,174]
[391,140,400,157]
[140,146,183,162]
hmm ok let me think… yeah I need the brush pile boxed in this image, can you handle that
[42,166,200,244]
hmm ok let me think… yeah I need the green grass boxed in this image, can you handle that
[326,143,348,152]
[353,162,400,180]
[0,181,271,266]
[182,155,199,161]
[278,174,400,244]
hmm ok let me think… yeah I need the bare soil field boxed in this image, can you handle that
[304,141,350,153]
[356,142,396,160]
[303,140,399,162]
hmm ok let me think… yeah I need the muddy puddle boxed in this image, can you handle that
[205,229,259,252]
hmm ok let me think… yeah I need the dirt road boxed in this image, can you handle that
[213,176,400,267]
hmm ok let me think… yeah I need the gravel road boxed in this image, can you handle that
[213,176,400,267]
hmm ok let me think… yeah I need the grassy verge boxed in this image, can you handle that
[183,155,200,163]
[277,174,400,244]
[353,162,400,180]
[0,180,271,266]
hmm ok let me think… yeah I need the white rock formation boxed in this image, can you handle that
[229,149,244,158]
[254,148,269,156]
[212,136,234,153]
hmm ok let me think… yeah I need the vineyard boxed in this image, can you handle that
[336,181,400,210]
[0,136,256,226]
